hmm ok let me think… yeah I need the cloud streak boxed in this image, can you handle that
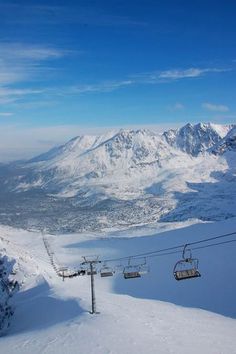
[0,43,68,61]
[0,42,69,86]
[66,80,134,95]
[159,67,227,80]
[202,102,230,112]
[168,103,185,112]
[133,67,229,83]
[58,67,229,96]
[0,112,13,117]
[0,87,45,104]
[0,3,147,27]
[0,42,71,103]
[0,46,231,107]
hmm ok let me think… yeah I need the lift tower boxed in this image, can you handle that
[82,256,101,314]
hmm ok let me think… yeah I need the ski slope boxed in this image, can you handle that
[0,219,236,354]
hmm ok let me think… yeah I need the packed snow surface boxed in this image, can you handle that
[0,219,236,353]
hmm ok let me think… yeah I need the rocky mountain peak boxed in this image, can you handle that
[162,122,230,156]
[211,126,236,155]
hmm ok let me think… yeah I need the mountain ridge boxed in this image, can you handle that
[0,122,235,233]
[27,122,234,171]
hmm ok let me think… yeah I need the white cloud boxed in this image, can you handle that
[0,87,44,104]
[202,102,229,112]
[0,42,70,103]
[0,52,231,107]
[0,42,69,86]
[143,67,229,82]
[160,68,204,79]
[0,68,26,86]
[0,43,67,61]
[67,80,134,94]
[0,112,13,117]
[168,103,185,111]
[0,88,43,97]
[54,67,229,97]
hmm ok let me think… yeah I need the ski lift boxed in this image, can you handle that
[78,265,86,276]
[100,264,114,277]
[58,266,68,280]
[173,245,201,281]
[87,269,97,276]
[138,258,150,275]
[123,258,141,279]
[114,263,125,274]
[68,272,78,278]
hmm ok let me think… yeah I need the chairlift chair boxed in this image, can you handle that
[123,270,141,279]
[138,258,150,275]
[173,245,201,281]
[77,265,86,276]
[123,258,141,279]
[100,265,114,277]
[87,269,97,276]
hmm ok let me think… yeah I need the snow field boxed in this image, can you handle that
[0,219,236,353]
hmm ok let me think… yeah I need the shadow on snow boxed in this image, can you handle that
[8,279,84,335]
[64,221,236,319]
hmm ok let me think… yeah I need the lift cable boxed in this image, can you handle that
[192,238,236,251]
[130,238,236,261]
[41,230,236,314]
[100,231,236,263]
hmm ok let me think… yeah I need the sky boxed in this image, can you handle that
[0,0,236,160]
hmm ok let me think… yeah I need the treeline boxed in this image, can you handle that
[0,253,19,335]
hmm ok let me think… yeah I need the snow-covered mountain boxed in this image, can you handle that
[6,128,189,200]
[0,122,235,233]
[8,123,233,193]
[29,128,177,175]
[29,131,117,164]
[163,122,232,156]
[211,126,236,155]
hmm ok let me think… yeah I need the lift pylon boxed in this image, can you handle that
[82,256,101,314]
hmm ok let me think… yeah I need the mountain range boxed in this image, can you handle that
[0,122,235,233]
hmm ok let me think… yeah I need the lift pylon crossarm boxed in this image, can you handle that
[81,257,102,265]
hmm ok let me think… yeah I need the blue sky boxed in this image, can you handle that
[0,0,236,159]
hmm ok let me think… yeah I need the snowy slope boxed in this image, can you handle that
[20,129,181,194]
[29,130,117,164]
[0,220,236,353]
